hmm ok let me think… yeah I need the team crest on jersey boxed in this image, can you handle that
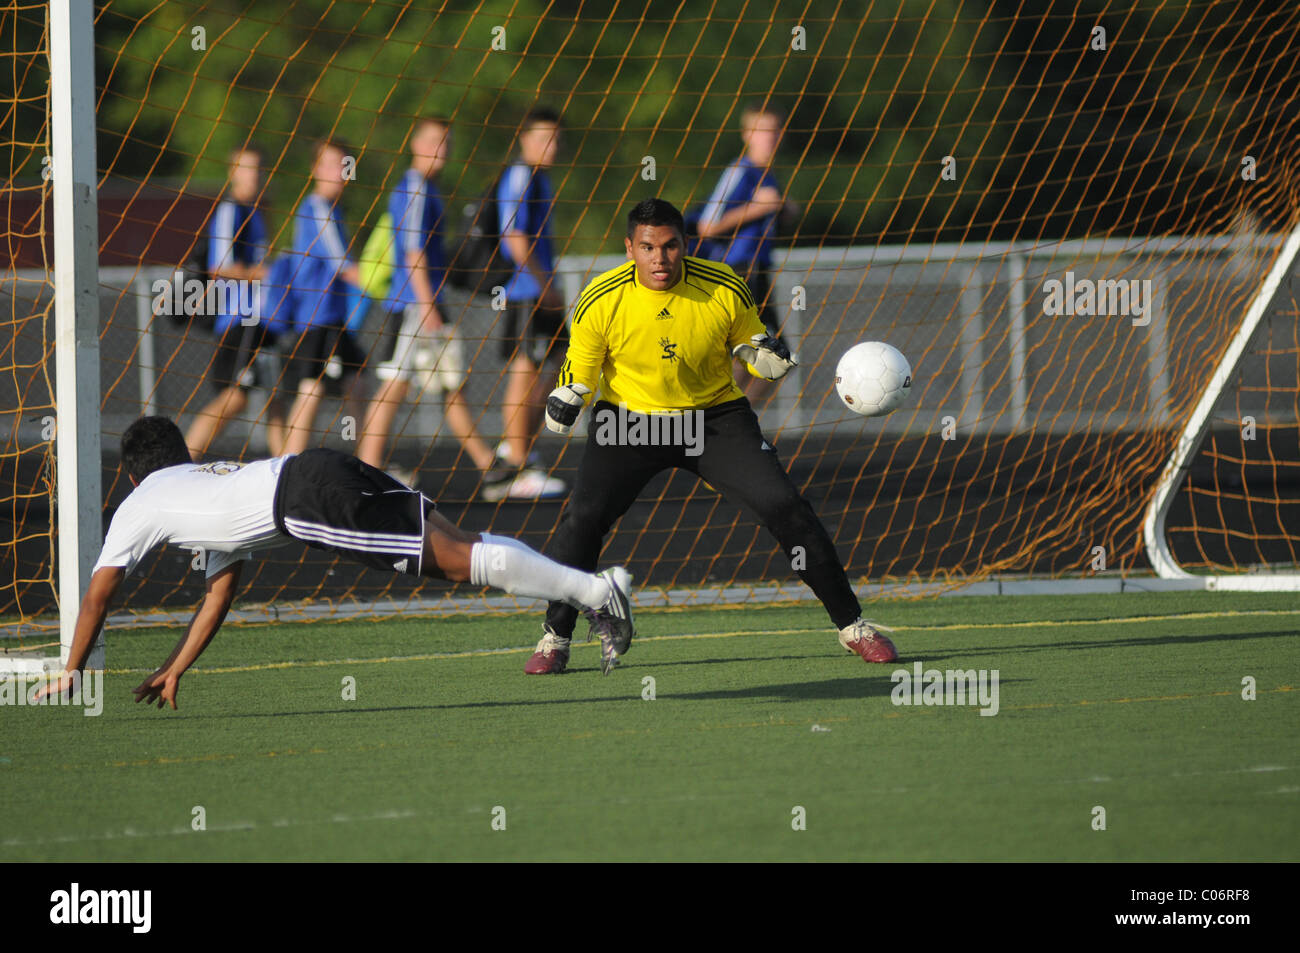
[659,337,678,363]
[193,461,246,476]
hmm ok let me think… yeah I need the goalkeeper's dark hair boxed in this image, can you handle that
[626,198,685,239]
[121,416,191,483]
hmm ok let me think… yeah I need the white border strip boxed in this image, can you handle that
[0,572,1267,641]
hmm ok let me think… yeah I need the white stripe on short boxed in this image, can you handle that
[284,516,424,555]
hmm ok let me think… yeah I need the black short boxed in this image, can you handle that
[498,298,569,365]
[282,325,365,393]
[274,449,434,575]
[209,324,280,393]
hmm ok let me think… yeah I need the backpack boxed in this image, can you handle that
[682,204,727,261]
[358,211,396,300]
[446,172,530,298]
[174,233,214,329]
[259,253,298,336]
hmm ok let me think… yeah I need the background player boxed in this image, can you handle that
[282,140,367,455]
[36,416,633,710]
[527,198,897,675]
[184,146,287,458]
[357,117,496,487]
[488,106,567,500]
[693,103,794,404]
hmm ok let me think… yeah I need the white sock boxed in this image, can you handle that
[469,534,609,610]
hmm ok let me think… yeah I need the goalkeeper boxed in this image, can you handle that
[526,198,898,675]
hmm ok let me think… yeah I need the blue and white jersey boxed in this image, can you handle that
[207,199,268,333]
[291,193,354,330]
[699,156,780,271]
[496,163,554,302]
[384,168,447,314]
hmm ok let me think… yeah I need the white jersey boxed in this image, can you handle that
[93,456,293,579]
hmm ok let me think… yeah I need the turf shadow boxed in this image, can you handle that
[918,627,1300,659]
[150,674,925,720]
[629,652,827,669]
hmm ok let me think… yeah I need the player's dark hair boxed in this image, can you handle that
[121,416,191,483]
[520,105,562,132]
[626,198,685,239]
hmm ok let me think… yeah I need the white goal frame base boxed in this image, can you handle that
[1142,220,1300,592]
[0,651,65,676]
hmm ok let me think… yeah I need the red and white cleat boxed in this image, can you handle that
[524,626,571,674]
[838,618,899,663]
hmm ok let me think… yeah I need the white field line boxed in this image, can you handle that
[92,606,1300,676]
[0,808,419,849]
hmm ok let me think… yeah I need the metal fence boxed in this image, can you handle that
[3,233,1291,453]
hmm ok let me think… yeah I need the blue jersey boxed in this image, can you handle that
[699,156,780,271]
[207,199,267,333]
[291,193,354,331]
[496,163,553,301]
[383,168,446,314]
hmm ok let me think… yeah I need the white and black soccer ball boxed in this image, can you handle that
[834,342,912,417]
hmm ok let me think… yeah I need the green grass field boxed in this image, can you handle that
[3,590,1297,862]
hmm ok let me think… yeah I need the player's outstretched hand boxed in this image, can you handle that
[732,333,797,381]
[133,669,180,710]
[545,382,592,434]
[31,670,76,704]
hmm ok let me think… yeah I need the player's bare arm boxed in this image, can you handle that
[133,560,242,710]
[696,185,782,238]
[31,565,123,702]
[406,248,443,330]
[502,229,562,309]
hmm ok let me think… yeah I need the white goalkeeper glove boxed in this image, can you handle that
[545,382,592,434]
[732,333,798,381]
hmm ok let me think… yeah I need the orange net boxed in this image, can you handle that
[4,0,1300,634]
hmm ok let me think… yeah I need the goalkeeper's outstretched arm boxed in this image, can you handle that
[545,301,605,434]
[546,381,592,434]
[732,333,798,381]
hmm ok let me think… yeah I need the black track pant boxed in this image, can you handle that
[544,397,861,637]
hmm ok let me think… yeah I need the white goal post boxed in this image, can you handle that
[1142,219,1300,592]
[0,0,104,677]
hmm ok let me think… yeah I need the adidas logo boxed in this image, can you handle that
[656,307,673,320]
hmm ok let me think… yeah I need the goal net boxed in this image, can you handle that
[4,1,1300,650]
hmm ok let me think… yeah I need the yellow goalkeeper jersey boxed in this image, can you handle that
[556,256,766,413]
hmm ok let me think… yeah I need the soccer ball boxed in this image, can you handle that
[834,342,912,417]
